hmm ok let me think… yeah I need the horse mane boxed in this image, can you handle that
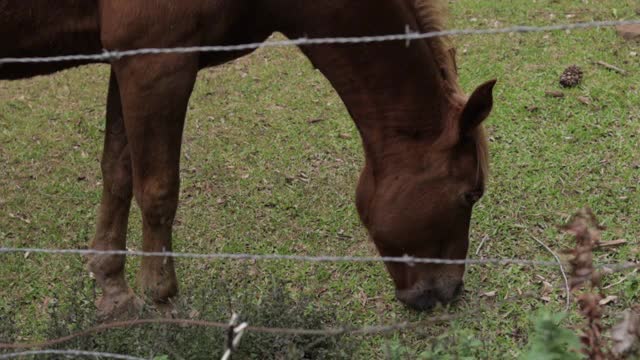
[414,0,489,183]
[414,0,447,35]
[413,0,461,94]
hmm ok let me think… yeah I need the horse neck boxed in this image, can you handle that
[0,1,100,58]
[275,0,458,176]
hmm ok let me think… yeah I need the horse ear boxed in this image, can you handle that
[460,79,496,135]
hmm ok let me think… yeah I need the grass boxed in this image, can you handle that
[1,0,639,358]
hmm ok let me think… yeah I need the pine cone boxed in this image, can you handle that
[559,65,583,87]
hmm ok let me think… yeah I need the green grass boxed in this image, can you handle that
[1,0,639,358]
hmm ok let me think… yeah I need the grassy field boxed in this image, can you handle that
[1,0,639,358]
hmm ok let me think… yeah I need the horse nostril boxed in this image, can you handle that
[395,281,464,311]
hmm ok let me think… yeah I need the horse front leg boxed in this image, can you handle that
[114,54,198,311]
[88,70,142,318]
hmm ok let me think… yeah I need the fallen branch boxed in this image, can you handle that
[532,235,570,311]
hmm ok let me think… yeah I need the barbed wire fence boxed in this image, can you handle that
[1,18,640,359]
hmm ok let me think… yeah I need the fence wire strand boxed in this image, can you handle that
[1,247,637,272]
[0,246,560,266]
[0,19,639,65]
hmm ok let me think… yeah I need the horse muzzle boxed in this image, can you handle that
[395,280,464,311]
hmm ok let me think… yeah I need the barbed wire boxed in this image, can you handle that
[0,19,638,65]
[1,247,637,272]
[0,349,147,360]
[0,246,560,266]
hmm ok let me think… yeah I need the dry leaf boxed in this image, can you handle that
[481,291,496,298]
[338,133,352,139]
[577,96,591,105]
[599,295,618,306]
[545,90,565,98]
[188,309,200,319]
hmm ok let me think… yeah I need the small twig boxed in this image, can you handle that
[532,235,571,312]
[604,269,638,290]
[595,60,627,75]
[475,235,490,256]
[597,239,627,248]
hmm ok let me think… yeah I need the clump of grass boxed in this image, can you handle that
[6,275,355,359]
[0,304,18,345]
[382,327,485,359]
[231,279,356,359]
[519,312,583,360]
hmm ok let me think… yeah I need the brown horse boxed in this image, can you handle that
[1,0,494,314]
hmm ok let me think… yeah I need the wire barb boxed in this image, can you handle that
[405,25,413,47]
[101,49,121,62]
[221,313,248,360]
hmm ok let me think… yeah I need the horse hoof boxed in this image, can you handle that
[96,290,144,320]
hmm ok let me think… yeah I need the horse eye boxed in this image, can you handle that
[464,190,483,205]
